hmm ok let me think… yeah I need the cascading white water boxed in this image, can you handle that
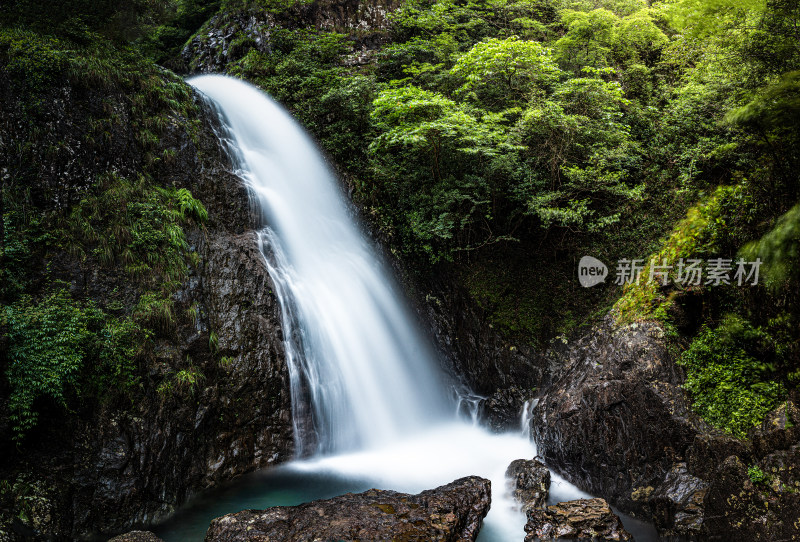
[189,74,451,454]
[186,74,592,541]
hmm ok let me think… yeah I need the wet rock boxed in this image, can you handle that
[530,317,705,523]
[506,459,550,511]
[645,462,707,536]
[524,498,632,541]
[108,531,164,542]
[750,400,800,459]
[478,387,533,432]
[183,11,275,73]
[183,0,400,74]
[204,476,491,542]
[413,277,546,397]
[529,317,800,540]
[0,61,294,538]
[703,449,800,541]
[686,433,751,478]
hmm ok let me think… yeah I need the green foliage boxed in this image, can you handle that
[4,287,143,441]
[157,363,205,396]
[679,315,786,438]
[174,367,205,393]
[133,292,176,334]
[0,209,47,302]
[0,2,212,445]
[741,203,800,289]
[0,0,171,43]
[138,0,222,64]
[64,174,205,290]
[748,464,767,484]
[368,35,644,261]
[555,8,619,68]
[450,36,561,108]
[517,69,643,231]
[554,6,668,70]
[665,0,766,40]
[4,289,92,440]
[726,70,800,141]
[614,185,753,322]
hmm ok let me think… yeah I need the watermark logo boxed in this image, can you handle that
[578,256,608,288]
[578,256,762,287]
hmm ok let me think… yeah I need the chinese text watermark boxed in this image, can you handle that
[579,257,761,288]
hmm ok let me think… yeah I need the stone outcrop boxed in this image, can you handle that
[524,498,632,541]
[506,459,550,511]
[477,387,535,432]
[529,317,706,533]
[182,0,399,74]
[204,476,491,542]
[417,276,546,397]
[701,402,800,541]
[528,315,800,540]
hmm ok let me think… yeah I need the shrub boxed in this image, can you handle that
[3,287,144,441]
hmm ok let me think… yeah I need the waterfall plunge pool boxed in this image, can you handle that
[154,422,660,541]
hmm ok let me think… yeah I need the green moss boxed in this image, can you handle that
[748,465,766,484]
[679,315,786,438]
[613,184,753,324]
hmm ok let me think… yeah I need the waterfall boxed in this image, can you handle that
[179,75,595,542]
[188,75,450,455]
[520,398,538,439]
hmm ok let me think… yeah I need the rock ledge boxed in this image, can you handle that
[205,476,491,542]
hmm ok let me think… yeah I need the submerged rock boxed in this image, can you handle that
[108,532,164,542]
[204,476,490,542]
[506,459,550,511]
[524,498,632,541]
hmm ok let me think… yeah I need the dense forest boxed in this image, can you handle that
[1,0,799,539]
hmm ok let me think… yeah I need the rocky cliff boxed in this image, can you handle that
[0,52,295,539]
[529,316,800,539]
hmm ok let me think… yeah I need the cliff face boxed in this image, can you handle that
[182,0,399,73]
[0,57,294,539]
[529,317,800,540]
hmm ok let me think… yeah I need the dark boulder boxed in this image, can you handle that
[478,387,534,432]
[204,476,491,542]
[524,498,632,541]
[506,459,550,511]
[644,462,707,536]
[529,317,706,530]
[528,315,800,540]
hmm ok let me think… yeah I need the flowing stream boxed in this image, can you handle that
[156,75,657,541]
